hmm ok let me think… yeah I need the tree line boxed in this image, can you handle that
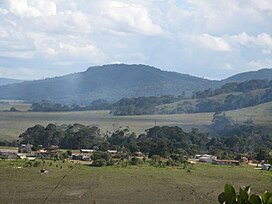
[27,79,272,115]
[17,122,272,162]
[112,79,272,115]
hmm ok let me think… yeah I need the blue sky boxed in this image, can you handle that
[0,0,271,80]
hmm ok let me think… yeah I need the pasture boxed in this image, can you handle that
[0,160,271,204]
[0,102,272,141]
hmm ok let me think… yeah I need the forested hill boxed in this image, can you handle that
[0,78,23,86]
[0,64,217,103]
[222,68,272,83]
[0,64,271,104]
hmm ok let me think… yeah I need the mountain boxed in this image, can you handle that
[0,78,23,86]
[0,64,271,104]
[222,68,272,83]
[0,64,218,103]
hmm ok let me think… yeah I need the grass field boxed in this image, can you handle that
[0,102,271,141]
[0,159,271,204]
[0,100,31,112]
[0,110,213,141]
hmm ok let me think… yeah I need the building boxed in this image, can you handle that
[80,149,95,153]
[18,144,32,153]
[134,151,143,157]
[213,160,240,166]
[261,164,271,171]
[107,150,117,154]
[198,154,217,163]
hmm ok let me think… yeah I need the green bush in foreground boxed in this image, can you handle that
[218,184,272,204]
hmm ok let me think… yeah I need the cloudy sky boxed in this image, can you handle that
[0,0,271,80]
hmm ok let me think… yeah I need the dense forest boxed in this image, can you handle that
[13,117,272,160]
[30,99,112,112]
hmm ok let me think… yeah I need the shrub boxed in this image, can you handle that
[33,160,41,167]
[218,184,272,204]
[130,157,142,165]
[91,152,111,162]
[92,159,107,167]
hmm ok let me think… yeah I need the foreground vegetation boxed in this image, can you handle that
[0,159,271,204]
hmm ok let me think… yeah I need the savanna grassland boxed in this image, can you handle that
[0,159,271,204]
[1,102,272,141]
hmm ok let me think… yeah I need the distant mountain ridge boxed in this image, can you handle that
[222,68,272,83]
[0,64,271,103]
[0,78,23,86]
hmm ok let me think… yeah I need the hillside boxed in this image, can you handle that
[0,64,218,103]
[111,79,272,115]
[0,78,23,86]
[0,64,271,104]
[222,68,272,83]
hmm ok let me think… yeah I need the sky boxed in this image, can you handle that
[0,0,271,80]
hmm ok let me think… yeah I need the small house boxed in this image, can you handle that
[213,160,240,166]
[18,144,32,153]
[261,164,271,171]
[107,150,117,154]
[134,151,143,157]
[198,155,217,163]
[71,153,82,160]
[80,149,95,154]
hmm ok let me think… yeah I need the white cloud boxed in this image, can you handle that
[0,8,8,15]
[59,42,97,57]
[196,34,231,51]
[0,0,271,79]
[230,32,272,48]
[7,0,56,18]
[102,1,162,35]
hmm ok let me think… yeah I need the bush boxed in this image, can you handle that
[92,159,107,167]
[130,157,142,165]
[33,160,42,167]
[91,152,111,162]
[218,184,272,204]
[166,159,180,167]
[62,151,69,159]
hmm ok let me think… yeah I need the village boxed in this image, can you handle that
[0,143,271,171]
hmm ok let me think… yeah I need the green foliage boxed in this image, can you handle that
[91,159,107,167]
[18,122,272,160]
[61,151,69,159]
[130,157,142,165]
[111,95,181,116]
[91,152,111,162]
[218,184,272,204]
[33,160,41,167]
[30,99,112,112]
[157,79,272,115]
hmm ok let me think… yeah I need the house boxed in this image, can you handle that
[261,164,271,171]
[18,144,32,153]
[71,152,82,160]
[17,153,27,159]
[198,154,217,163]
[107,150,117,154]
[80,149,95,154]
[134,151,143,157]
[213,160,240,166]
